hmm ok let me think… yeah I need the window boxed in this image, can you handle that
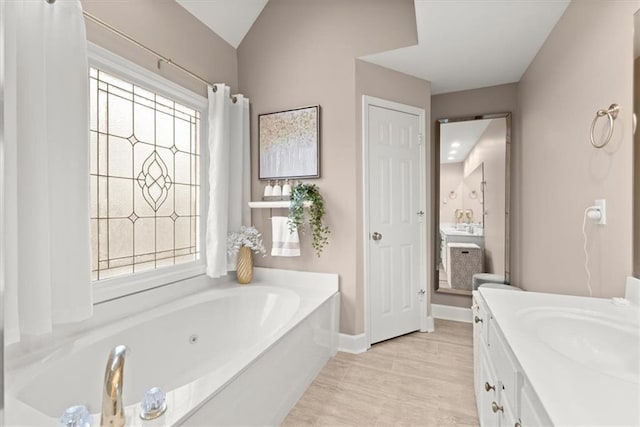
[89,66,201,282]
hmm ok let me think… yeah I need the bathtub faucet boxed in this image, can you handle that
[101,345,128,427]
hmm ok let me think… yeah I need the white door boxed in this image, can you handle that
[365,98,426,344]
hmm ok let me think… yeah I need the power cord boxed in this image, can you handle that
[582,206,599,297]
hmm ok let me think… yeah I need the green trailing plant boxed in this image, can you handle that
[288,183,330,257]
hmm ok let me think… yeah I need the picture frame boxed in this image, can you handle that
[258,105,320,180]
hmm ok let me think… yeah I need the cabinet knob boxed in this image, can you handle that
[474,316,483,324]
[491,401,504,413]
[515,421,522,427]
[484,382,495,392]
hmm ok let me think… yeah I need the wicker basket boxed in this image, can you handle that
[447,243,484,291]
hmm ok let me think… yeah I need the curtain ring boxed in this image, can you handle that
[590,104,619,149]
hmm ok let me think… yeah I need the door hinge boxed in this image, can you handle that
[418,133,423,145]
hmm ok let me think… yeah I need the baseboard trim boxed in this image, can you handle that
[423,315,435,332]
[432,304,472,323]
[338,333,368,354]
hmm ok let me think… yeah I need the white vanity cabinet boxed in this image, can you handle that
[472,292,551,427]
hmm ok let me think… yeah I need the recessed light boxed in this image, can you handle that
[451,142,460,148]
[449,150,457,154]
[447,156,455,160]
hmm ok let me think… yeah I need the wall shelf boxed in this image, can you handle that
[248,201,312,209]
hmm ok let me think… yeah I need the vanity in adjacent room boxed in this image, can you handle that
[473,287,639,427]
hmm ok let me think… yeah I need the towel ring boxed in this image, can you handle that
[590,104,619,149]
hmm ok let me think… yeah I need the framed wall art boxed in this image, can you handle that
[258,105,320,180]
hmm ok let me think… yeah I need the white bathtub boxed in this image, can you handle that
[6,268,339,426]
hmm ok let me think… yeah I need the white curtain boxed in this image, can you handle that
[4,0,93,344]
[206,85,251,277]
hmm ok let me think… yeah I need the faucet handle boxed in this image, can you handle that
[59,405,92,427]
[140,387,167,420]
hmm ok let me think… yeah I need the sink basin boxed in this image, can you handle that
[443,230,471,236]
[518,307,640,383]
[440,227,473,236]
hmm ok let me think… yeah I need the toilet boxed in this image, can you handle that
[472,273,507,290]
[478,283,523,291]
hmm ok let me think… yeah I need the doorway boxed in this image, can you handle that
[363,96,429,345]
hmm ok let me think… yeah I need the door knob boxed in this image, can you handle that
[371,232,382,241]
[491,402,504,413]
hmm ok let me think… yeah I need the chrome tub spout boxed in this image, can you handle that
[101,345,127,427]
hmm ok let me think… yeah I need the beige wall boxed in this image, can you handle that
[238,0,420,335]
[431,84,517,308]
[81,0,238,97]
[462,165,484,226]
[354,60,431,332]
[440,163,464,223]
[464,119,506,275]
[634,56,640,277]
[514,0,636,298]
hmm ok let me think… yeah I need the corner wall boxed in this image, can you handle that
[514,0,637,297]
[237,0,419,335]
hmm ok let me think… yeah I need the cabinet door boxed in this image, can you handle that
[489,322,522,417]
[498,398,519,427]
[520,383,552,426]
[472,295,481,396]
[473,294,490,348]
[478,345,500,427]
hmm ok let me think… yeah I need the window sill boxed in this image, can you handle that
[92,262,206,304]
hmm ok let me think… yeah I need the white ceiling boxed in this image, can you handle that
[440,119,493,164]
[176,0,570,95]
[175,0,268,48]
[362,0,570,94]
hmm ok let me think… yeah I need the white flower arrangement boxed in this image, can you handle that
[227,226,267,256]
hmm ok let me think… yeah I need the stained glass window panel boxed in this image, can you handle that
[90,68,201,281]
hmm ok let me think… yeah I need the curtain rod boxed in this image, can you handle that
[44,0,236,102]
[82,11,237,102]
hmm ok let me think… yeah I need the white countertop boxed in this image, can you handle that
[478,288,640,426]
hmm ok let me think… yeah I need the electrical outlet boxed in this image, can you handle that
[595,199,606,225]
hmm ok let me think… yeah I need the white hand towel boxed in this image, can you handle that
[271,216,300,257]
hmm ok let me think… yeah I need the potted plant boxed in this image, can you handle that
[288,183,330,257]
[227,226,266,284]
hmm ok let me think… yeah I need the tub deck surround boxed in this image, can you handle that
[5,268,339,426]
[478,287,640,426]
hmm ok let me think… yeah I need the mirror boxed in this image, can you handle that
[634,9,640,278]
[435,114,511,295]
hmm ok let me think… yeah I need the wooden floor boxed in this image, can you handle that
[283,319,478,426]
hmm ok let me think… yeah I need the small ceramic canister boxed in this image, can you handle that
[282,179,291,196]
[272,180,282,197]
[264,181,273,197]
